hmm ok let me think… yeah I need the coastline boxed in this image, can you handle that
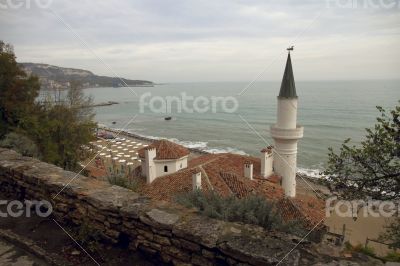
[98,126,210,157]
[94,127,394,255]
[97,126,327,185]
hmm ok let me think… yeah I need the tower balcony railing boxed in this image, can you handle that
[270,125,304,140]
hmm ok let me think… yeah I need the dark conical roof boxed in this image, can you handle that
[278,53,297,98]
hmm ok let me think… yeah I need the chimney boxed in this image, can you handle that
[192,171,201,190]
[260,146,274,178]
[244,161,253,180]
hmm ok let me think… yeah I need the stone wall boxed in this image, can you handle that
[0,148,329,265]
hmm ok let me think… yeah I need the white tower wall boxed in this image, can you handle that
[270,51,303,197]
[271,102,303,197]
[145,148,156,184]
[277,98,297,129]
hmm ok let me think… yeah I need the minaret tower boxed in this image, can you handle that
[270,47,304,197]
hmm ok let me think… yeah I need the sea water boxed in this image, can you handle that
[84,80,399,177]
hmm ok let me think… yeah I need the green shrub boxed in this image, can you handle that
[107,174,139,191]
[0,132,39,157]
[73,220,102,253]
[384,252,400,262]
[353,244,376,257]
[175,190,306,236]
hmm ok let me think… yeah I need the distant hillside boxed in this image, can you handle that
[19,63,154,90]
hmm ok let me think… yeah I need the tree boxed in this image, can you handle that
[0,41,40,137]
[325,103,400,200]
[32,81,96,170]
[0,40,96,171]
[325,102,400,249]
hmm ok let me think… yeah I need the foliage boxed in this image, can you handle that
[384,252,400,262]
[175,190,306,236]
[73,220,102,253]
[353,244,376,258]
[379,218,400,250]
[0,41,40,137]
[0,40,97,170]
[325,103,400,200]
[0,132,39,157]
[344,242,377,258]
[325,103,400,254]
[32,83,97,170]
[107,173,139,191]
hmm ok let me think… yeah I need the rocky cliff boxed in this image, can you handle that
[19,63,154,90]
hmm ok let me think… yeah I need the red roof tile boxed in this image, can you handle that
[277,196,325,229]
[134,151,324,229]
[138,139,190,160]
[139,153,283,201]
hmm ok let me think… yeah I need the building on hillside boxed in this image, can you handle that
[141,153,283,201]
[138,50,303,198]
[139,152,324,230]
[138,139,190,183]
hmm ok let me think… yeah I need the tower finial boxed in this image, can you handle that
[278,50,297,98]
[287,46,294,53]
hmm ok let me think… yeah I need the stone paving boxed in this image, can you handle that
[0,238,47,266]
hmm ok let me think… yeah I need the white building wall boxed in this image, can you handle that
[154,160,178,177]
[153,156,188,178]
[143,153,188,183]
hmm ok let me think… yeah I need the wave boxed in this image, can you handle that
[108,127,326,177]
[205,147,247,155]
[297,167,326,179]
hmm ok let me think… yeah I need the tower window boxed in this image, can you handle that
[164,165,168,172]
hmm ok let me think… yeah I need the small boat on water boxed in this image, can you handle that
[164,117,172,121]
[112,121,117,124]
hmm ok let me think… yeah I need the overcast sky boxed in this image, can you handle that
[1,0,399,82]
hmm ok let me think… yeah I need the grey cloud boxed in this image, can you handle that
[0,0,398,81]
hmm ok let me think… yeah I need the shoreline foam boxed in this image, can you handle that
[98,126,326,178]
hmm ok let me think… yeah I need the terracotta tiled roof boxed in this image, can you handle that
[140,153,283,201]
[219,171,255,198]
[138,139,190,160]
[265,174,281,184]
[277,196,325,229]
[141,167,212,200]
[134,151,325,229]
